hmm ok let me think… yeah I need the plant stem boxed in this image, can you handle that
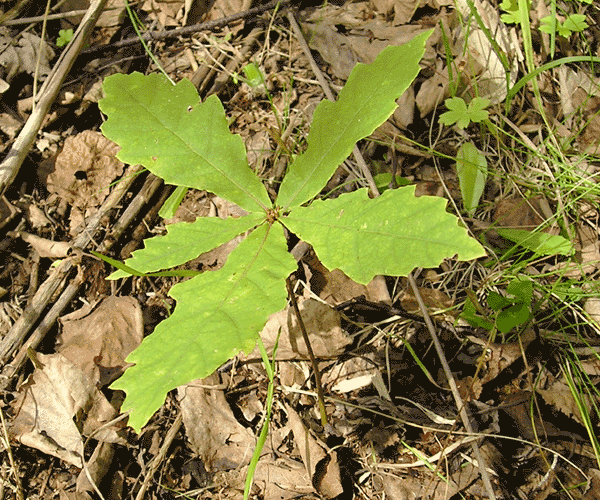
[286,278,328,426]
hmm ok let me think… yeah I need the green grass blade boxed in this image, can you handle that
[111,223,297,432]
[99,73,271,212]
[244,334,278,500]
[276,30,432,209]
[282,186,485,284]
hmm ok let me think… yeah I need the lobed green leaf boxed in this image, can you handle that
[109,213,265,278]
[282,186,485,284]
[111,223,297,432]
[276,30,432,209]
[99,73,271,212]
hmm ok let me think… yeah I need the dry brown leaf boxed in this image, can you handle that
[584,297,600,327]
[468,329,535,385]
[303,4,429,83]
[217,455,313,499]
[322,355,380,394]
[59,0,127,27]
[285,405,344,499]
[252,297,351,360]
[178,373,256,471]
[550,223,600,277]
[10,353,125,468]
[453,0,519,103]
[305,254,391,307]
[141,0,186,27]
[0,27,54,84]
[416,60,448,118]
[47,130,125,236]
[380,471,460,499]
[537,381,597,428]
[493,196,548,230]
[398,281,454,315]
[56,296,144,387]
[9,230,71,258]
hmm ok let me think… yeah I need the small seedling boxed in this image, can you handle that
[499,0,523,25]
[539,14,588,38]
[461,276,534,334]
[439,96,490,129]
[98,30,486,432]
[56,29,73,48]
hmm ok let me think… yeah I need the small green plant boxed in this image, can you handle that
[499,0,524,25]
[56,29,73,48]
[539,14,588,38]
[98,30,486,432]
[439,96,490,129]
[462,276,534,334]
[455,142,488,216]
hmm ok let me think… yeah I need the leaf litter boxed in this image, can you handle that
[2,0,600,498]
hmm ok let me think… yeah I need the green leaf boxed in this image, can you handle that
[460,298,494,330]
[506,276,533,304]
[439,97,490,129]
[497,303,532,333]
[539,16,559,35]
[496,228,574,256]
[456,142,488,216]
[243,62,265,88]
[373,173,412,192]
[56,29,74,47]
[159,186,188,219]
[99,73,271,212]
[282,186,485,284]
[563,14,588,34]
[111,223,297,432]
[487,291,512,311]
[499,0,520,24]
[276,30,433,209]
[109,213,264,279]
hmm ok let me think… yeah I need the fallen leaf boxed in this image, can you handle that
[253,297,351,360]
[0,27,54,83]
[285,405,344,499]
[10,353,125,468]
[56,296,144,387]
[47,130,125,236]
[178,372,256,470]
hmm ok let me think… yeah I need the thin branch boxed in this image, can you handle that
[286,278,328,426]
[81,0,292,56]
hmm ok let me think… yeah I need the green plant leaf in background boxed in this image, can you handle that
[540,14,588,38]
[276,30,433,209]
[455,141,487,215]
[496,228,574,256]
[111,223,297,431]
[281,186,485,285]
[99,73,271,212]
[159,186,188,219]
[56,28,74,47]
[439,96,490,129]
[499,0,520,24]
[487,276,533,333]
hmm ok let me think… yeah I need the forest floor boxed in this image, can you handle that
[2,0,600,499]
